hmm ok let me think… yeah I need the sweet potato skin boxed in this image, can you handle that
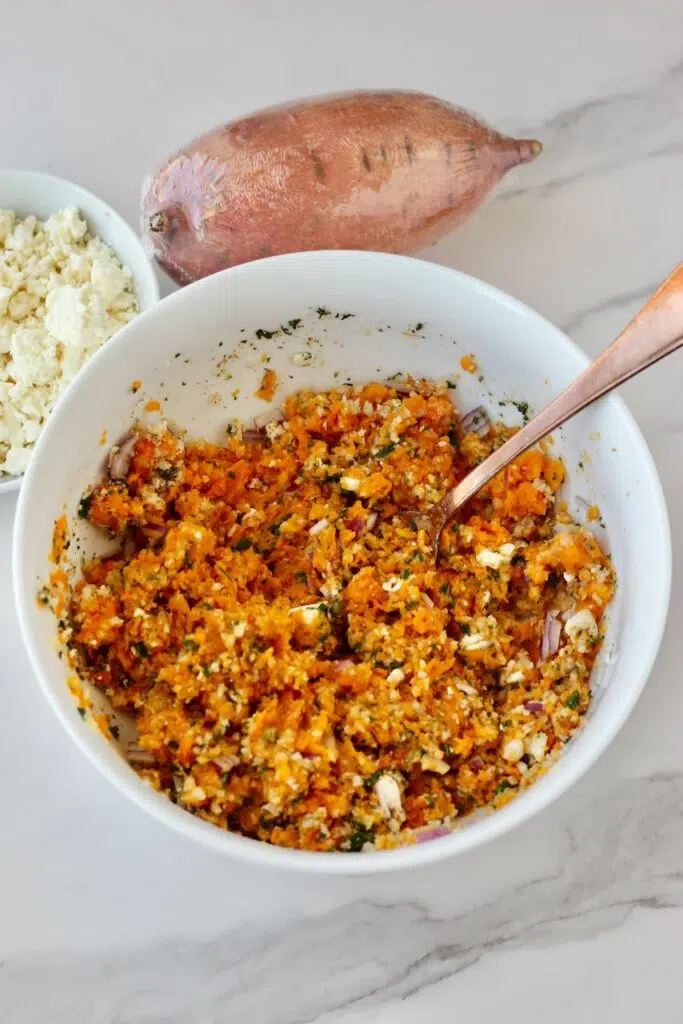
[142,91,541,285]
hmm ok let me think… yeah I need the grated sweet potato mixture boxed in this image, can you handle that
[62,380,615,852]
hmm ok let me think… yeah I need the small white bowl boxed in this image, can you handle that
[13,251,671,874]
[0,169,160,496]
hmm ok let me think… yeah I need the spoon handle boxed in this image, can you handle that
[439,263,683,519]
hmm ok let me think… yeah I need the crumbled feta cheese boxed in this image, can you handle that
[232,621,247,637]
[292,351,313,366]
[420,754,449,775]
[289,603,325,624]
[387,667,404,684]
[374,774,403,819]
[455,680,477,695]
[565,608,599,652]
[459,632,490,651]
[0,207,138,476]
[502,738,524,763]
[340,475,360,492]
[309,518,328,536]
[506,668,526,684]
[264,420,283,442]
[382,576,403,593]
[526,731,548,761]
[476,543,516,570]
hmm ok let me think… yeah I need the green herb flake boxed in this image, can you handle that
[566,690,581,709]
[182,637,199,652]
[288,318,302,330]
[494,780,513,797]
[255,328,276,339]
[375,442,397,459]
[513,400,530,423]
[132,641,149,659]
[346,825,376,852]
[295,571,308,583]
[316,307,331,318]
[77,707,86,719]
[364,770,383,790]
[232,538,253,552]
[77,493,94,519]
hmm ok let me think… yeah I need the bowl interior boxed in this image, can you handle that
[13,251,670,872]
[0,170,160,495]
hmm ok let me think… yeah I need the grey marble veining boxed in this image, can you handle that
[2,774,682,1022]
[2,0,683,1019]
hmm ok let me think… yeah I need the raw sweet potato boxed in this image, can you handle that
[142,91,541,285]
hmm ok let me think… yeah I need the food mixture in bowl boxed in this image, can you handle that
[56,379,615,852]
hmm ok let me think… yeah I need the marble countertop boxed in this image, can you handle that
[2,0,682,1019]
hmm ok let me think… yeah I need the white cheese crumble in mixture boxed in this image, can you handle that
[0,207,139,476]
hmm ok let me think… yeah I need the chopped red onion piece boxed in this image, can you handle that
[334,659,355,672]
[212,755,239,773]
[348,517,364,537]
[108,432,139,481]
[348,512,377,538]
[142,524,165,541]
[460,406,491,437]
[422,593,435,609]
[127,744,156,766]
[540,612,562,662]
[417,824,451,843]
[122,531,137,559]
[524,701,545,713]
[242,428,265,443]
[469,755,485,772]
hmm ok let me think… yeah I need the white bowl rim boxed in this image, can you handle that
[12,250,672,874]
[0,168,160,496]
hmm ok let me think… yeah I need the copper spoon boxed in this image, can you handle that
[412,263,683,548]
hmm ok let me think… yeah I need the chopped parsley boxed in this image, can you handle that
[77,493,93,519]
[132,641,149,659]
[566,690,581,709]
[255,328,276,339]
[346,825,375,852]
[232,538,253,551]
[512,400,530,423]
[375,442,397,458]
[364,770,382,790]
[494,780,513,797]
[316,306,331,318]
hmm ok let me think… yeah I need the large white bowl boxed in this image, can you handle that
[13,251,671,874]
[0,169,160,496]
